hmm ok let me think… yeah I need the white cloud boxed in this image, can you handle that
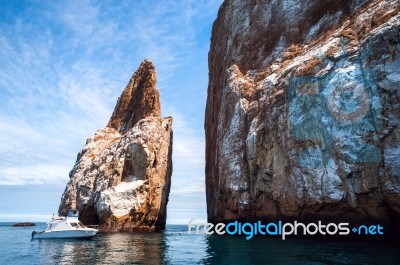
[0,164,70,185]
[171,111,205,169]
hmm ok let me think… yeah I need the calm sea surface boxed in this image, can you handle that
[1,222,399,264]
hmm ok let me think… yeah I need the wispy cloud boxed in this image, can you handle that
[0,164,71,185]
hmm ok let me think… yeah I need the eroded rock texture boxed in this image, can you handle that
[206,0,400,230]
[59,60,173,232]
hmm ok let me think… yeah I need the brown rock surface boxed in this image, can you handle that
[59,60,172,232]
[107,60,161,134]
[205,0,400,231]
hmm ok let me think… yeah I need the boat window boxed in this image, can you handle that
[78,222,85,227]
[70,222,79,228]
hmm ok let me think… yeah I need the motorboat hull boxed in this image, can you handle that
[32,229,97,239]
[32,210,98,239]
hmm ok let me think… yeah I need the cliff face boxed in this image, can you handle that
[206,0,400,229]
[59,60,173,232]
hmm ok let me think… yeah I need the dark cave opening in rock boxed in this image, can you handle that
[122,143,148,182]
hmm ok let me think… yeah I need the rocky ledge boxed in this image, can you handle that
[12,222,36,227]
[59,60,173,232]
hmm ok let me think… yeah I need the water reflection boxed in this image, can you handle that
[163,226,211,264]
[38,232,166,264]
[95,233,165,264]
[37,237,98,264]
[28,225,400,264]
[201,234,400,265]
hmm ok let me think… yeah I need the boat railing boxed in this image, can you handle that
[85,225,99,229]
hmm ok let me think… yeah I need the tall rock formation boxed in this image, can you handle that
[206,0,400,231]
[59,60,173,232]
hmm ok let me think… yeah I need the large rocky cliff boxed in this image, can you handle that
[205,0,400,230]
[59,60,173,232]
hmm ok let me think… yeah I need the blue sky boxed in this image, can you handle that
[0,0,223,224]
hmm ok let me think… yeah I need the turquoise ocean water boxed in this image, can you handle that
[1,223,399,264]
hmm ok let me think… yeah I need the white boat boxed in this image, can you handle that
[32,210,98,239]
